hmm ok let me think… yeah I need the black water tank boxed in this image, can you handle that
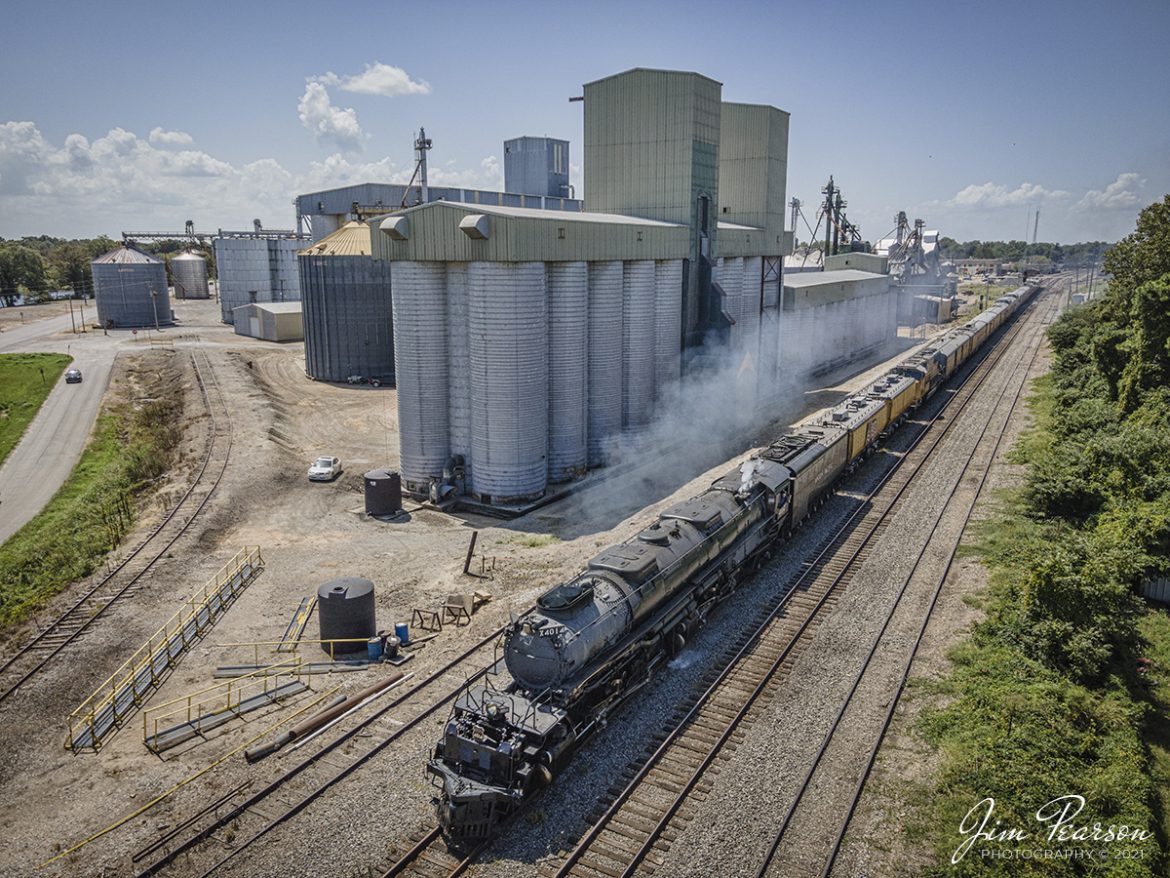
[317,577,376,654]
[364,469,402,516]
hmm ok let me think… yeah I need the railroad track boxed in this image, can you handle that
[0,347,232,705]
[134,625,513,878]
[542,291,1055,878]
[379,825,486,878]
[751,294,1060,878]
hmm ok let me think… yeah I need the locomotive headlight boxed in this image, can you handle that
[486,702,500,719]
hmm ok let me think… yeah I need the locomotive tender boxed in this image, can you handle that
[428,286,1038,841]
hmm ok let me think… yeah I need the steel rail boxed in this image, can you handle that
[551,290,1046,878]
[0,348,233,704]
[782,296,1060,878]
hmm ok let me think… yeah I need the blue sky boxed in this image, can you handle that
[1,0,1166,243]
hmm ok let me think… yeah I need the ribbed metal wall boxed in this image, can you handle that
[171,252,209,299]
[393,262,450,490]
[717,257,744,352]
[270,239,302,303]
[587,261,623,466]
[467,262,548,502]
[622,260,656,433]
[653,260,683,399]
[300,255,394,383]
[214,238,270,323]
[740,256,762,353]
[446,263,471,467]
[546,262,588,482]
[92,259,172,328]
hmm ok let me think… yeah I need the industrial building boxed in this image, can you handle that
[780,269,897,377]
[213,225,308,324]
[232,301,304,342]
[91,245,174,328]
[373,68,804,506]
[299,222,395,385]
[503,136,571,197]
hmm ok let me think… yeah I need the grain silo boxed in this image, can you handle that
[546,262,588,482]
[171,251,209,299]
[467,261,548,503]
[621,260,656,434]
[654,260,683,399]
[91,246,173,328]
[299,222,394,384]
[214,237,270,323]
[587,261,623,466]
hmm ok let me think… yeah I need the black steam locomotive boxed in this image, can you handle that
[427,286,1038,841]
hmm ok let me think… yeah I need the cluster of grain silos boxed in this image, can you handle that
[298,222,394,384]
[170,251,210,299]
[213,233,306,324]
[393,257,686,505]
[91,246,174,328]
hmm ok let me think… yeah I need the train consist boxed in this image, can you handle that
[427,285,1039,841]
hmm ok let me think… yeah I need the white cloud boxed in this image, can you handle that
[316,62,430,97]
[149,127,194,146]
[947,180,1069,209]
[0,121,514,237]
[1075,172,1144,211]
[297,81,364,152]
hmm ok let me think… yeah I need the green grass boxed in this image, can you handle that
[507,533,561,549]
[0,352,72,467]
[0,392,181,628]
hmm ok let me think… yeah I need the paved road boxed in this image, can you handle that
[0,321,118,544]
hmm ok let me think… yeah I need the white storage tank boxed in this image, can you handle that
[587,261,623,466]
[393,261,450,493]
[91,246,173,328]
[654,260,683,400]
[621,260,656,433]
[171,251,210,299]
[467,261,548,503]
[546,262,588,482]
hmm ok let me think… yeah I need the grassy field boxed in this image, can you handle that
[0,391,181,628]
[0,352,72,467]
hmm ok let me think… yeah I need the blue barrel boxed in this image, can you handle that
[395,622,410,646]
[367,637,383,661]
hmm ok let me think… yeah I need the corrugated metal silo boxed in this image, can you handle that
[298,222,394,384]
[546,261,588,482]
[653,260,683,399]
[621,260,656,433]
[740,256,762,351]
[587,261,623,466]
[716,257,744,351]
[91,246,173,328]
[467,262,549,503]
[393,261,450,493]
[269,238,303,303]
[171,251,209,299]
[446,263,471,468]
[214,238,270,323]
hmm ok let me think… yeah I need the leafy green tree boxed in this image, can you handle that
[0,244,51,305]
[1104,195,1170,298]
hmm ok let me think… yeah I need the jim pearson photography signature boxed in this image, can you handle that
[952,796,1154,864]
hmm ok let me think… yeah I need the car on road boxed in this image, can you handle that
[308,456,342,482]
[64,368,82,384]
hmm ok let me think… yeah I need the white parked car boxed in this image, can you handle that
[308,456,342,482]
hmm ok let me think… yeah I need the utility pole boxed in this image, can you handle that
[151,289,160,332]
[68,297,77,334]
[822,177,835,258]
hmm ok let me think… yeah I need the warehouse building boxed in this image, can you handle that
[231,301,304,342]
[299,222,395,385]
[780,269,897,377]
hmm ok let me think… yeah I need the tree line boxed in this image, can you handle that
[0,236,216,307]
[938,237,1110,267]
